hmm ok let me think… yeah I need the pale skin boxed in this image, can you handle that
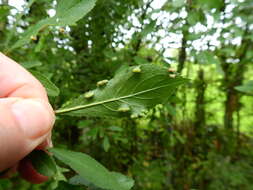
[0,53,55,175]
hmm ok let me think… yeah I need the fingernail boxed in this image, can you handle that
[11,100,53,139]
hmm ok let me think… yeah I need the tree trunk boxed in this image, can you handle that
[177,32,187,74]
[194,68,206,128]
[223,28,250,130]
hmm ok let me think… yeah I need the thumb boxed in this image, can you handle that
[0,98,55,171]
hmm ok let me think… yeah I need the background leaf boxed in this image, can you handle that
[11,0,97,50]
[55,0,97,26]
[110,172,134,190]
[31,71,60,97]
[55,181,84,190]
[20,61,42,69]
[10,18,55,50]
[197,51,220,65]
[28,150,57,177]
[235,81,253,95]
[102,136,110,152]
[69,172,134,190]
[50,148,133,190]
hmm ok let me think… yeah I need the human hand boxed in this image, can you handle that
[0,53,55,183]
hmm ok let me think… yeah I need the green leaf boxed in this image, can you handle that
[235,81,253,95]
[133,56,149,65]
[69,175,104,190]
[187,10,206,25]
[56,64,187,117]
[0,179,12,190]
[102,136,110,152]
[20,61,42,69]
[110,172,134,190]
[108,126,123,132]
[55,181,84,190]
[11,18,55,50]
[0,5,11,20]
[30,71,60,97]
[197,0,224,10]
[172,0,185,7]
[55,0,97,26]
[50,148,132,190]
[11,0,97,50]
[197,51,220,65]
[141,20,156,37]
[69,172,134,190]
[28,150,57,177]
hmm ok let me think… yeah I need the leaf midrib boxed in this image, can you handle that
[55,80,183,114]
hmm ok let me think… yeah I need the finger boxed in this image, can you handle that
[36,132,53,150]
[0,53,55,171]
[0,97,55,171]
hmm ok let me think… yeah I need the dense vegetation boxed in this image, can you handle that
[1,0,253,189]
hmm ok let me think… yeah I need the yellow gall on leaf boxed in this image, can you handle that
[143,161,150,167]
[168,68,176,73]
[130,114,138,119]
[169,74,176,78]
[118,104,130,112]
[118,107,130,112]
[84,91,94,99]
[132,66,141,73]
[97,79,109,87]
[30,35,37,41]
[59,28,65,33]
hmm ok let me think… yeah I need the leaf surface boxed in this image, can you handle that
[11,18,55,50]
[55,0,97,26]
[21,61,42,69]
[11,0,97,50]
[31,71,60,97]
[28,150,57,177]
[55,181,84,190]
[69,172,134,190]
[235,80,253,95]
[197,51,220,65]
[50,148,131,190]
[56,64,187,117]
